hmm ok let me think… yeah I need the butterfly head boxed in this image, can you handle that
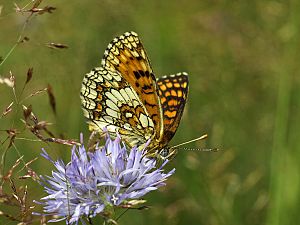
[143,144,177,162]
[155,134,209,161]
[157,146,178,161]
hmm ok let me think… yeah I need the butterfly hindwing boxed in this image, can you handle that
[81,67,155,148]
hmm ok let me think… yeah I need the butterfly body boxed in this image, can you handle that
[81,32,188,160]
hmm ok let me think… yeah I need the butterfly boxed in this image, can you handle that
[80,31,188,160]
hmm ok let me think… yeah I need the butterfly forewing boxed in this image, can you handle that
[157,72,189,146]
[101,32,164,140]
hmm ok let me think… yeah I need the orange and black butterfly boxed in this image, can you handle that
[80,31,188,160]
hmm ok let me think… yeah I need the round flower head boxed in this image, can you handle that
[34,134,175,224]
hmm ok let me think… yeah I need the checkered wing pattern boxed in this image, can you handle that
[101,31,164,140]
[157,73,189,146]
[81,67,155,148]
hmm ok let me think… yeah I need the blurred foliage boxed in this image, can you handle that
[1,0,300,224]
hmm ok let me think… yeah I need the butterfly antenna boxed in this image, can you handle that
[172,134,208,149]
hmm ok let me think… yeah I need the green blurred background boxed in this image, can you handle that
[1,0,299,224]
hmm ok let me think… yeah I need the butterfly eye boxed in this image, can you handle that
[159,147,178,161]
[159,148,170,159]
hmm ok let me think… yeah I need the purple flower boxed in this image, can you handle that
[34,135,175,224]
